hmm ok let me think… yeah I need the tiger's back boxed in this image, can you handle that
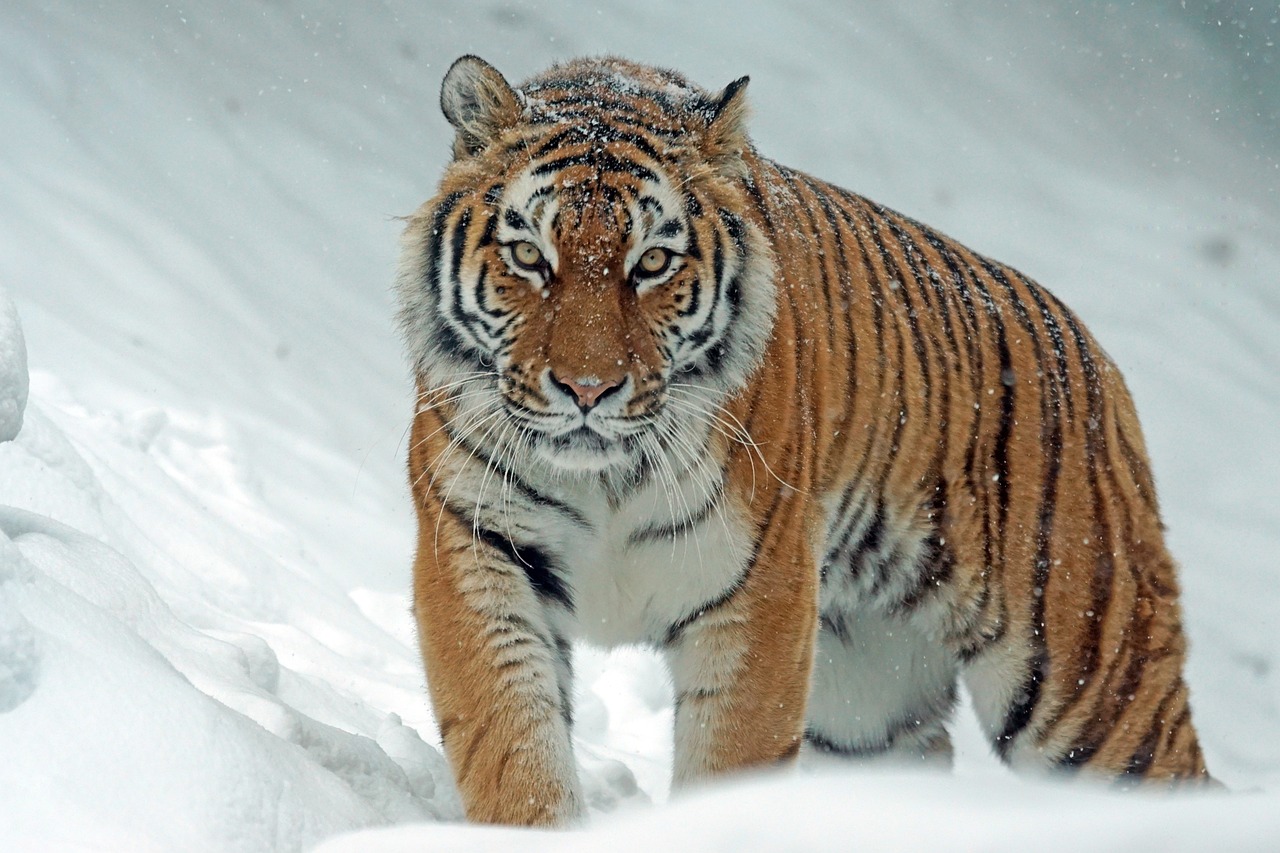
[398,55,1209,826]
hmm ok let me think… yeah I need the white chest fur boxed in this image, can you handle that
[534,467,752,648]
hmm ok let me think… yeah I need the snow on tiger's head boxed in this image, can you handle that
[396,56,776,472]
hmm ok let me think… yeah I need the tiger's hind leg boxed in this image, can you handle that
[958,548,1212,784]
[952,460,1212,784]
[805,606,959,767]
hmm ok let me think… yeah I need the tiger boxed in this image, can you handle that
[395,54,1212,826]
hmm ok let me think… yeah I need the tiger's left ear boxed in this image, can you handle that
[700,76,751,174]
[440,55,523,159]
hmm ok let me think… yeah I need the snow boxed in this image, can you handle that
[314,772,1280,853]
[0,1,1277,851]
[0,289,27,443]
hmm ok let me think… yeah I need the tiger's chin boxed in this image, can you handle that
[531,427,637,473]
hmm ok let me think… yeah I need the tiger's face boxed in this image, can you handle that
[398,57,776,473]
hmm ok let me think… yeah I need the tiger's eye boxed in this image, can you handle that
[636,247,672,277]
[512,241,544,270]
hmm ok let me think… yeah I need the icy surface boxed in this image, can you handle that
[0,1,1277,851]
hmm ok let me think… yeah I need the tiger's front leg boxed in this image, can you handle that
[411,499,582,826]
[663,531,819,787]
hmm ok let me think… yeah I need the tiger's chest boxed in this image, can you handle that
[531,471,753,648]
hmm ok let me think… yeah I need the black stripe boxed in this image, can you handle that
[502,208,530,232]
[679,216,731,361]
[436,419,593,530]
[880,207,950,426]
[840,190,932,428]
[555,634,574,727]
[947,248,1011,657]
[663,563,749,646]
[1118,683,1181,782]
[684,191,704,217]
[994,646,1048,760]
[532,124,661,160]
[655,219,683,239]
[472,264,509,323]
[823,196,891,556]
[627,480,724,546]
[476,212,498,248]
[779,173,839,456]
[741,169,775,231]
[532,151,657,183]
[984,260,1063,758]
[854,202,911,501]
[885,213,957,474]
[448,207,471,284]
[804,730,884,759]
[847,505,886,587]
[441,207,490,354]
[805,178,858,455]
[475,526,573,611]
[525,109,685,139]
[1015,272,1075,420]
[806,681,956,756]
[425,192,466,293]
[891,487,956,615]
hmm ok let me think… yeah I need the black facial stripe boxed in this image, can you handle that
[503,208,531,231]
[676,275,702,318]
[424,192,466,296]
[532,151,658,183]
[442,209,510,353]
[473,263,513,324]
[531,125,662,161]
[477,212,498,248]
[655,220,683,239]
[440,207,482,351]
[678,221,729,357]
[638,196,665,221]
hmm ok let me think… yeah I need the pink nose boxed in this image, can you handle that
[552,374,621,410]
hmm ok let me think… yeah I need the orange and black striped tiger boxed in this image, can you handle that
[396,55,1211,826]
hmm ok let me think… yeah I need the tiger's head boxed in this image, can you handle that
[397,56,776,474]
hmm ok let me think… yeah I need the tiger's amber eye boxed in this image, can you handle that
[511,241,544,270]
[636,247,672,277]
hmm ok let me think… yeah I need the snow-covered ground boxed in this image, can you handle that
[1,2,1277,851]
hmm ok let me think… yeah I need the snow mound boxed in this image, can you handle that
[314,770,1280,853]
[0,406,456,850]
[0,288,27,442]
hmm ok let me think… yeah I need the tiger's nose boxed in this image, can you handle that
[551,373,622,410]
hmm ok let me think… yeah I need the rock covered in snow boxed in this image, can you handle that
[0,287,28,442]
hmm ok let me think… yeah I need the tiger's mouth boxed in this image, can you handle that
[492,372,668,472]
[531,424,638,471]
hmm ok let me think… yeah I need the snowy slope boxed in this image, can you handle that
[0,1,1277,851]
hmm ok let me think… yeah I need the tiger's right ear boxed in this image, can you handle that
[699,75,752,175]
[440,55,523,159]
